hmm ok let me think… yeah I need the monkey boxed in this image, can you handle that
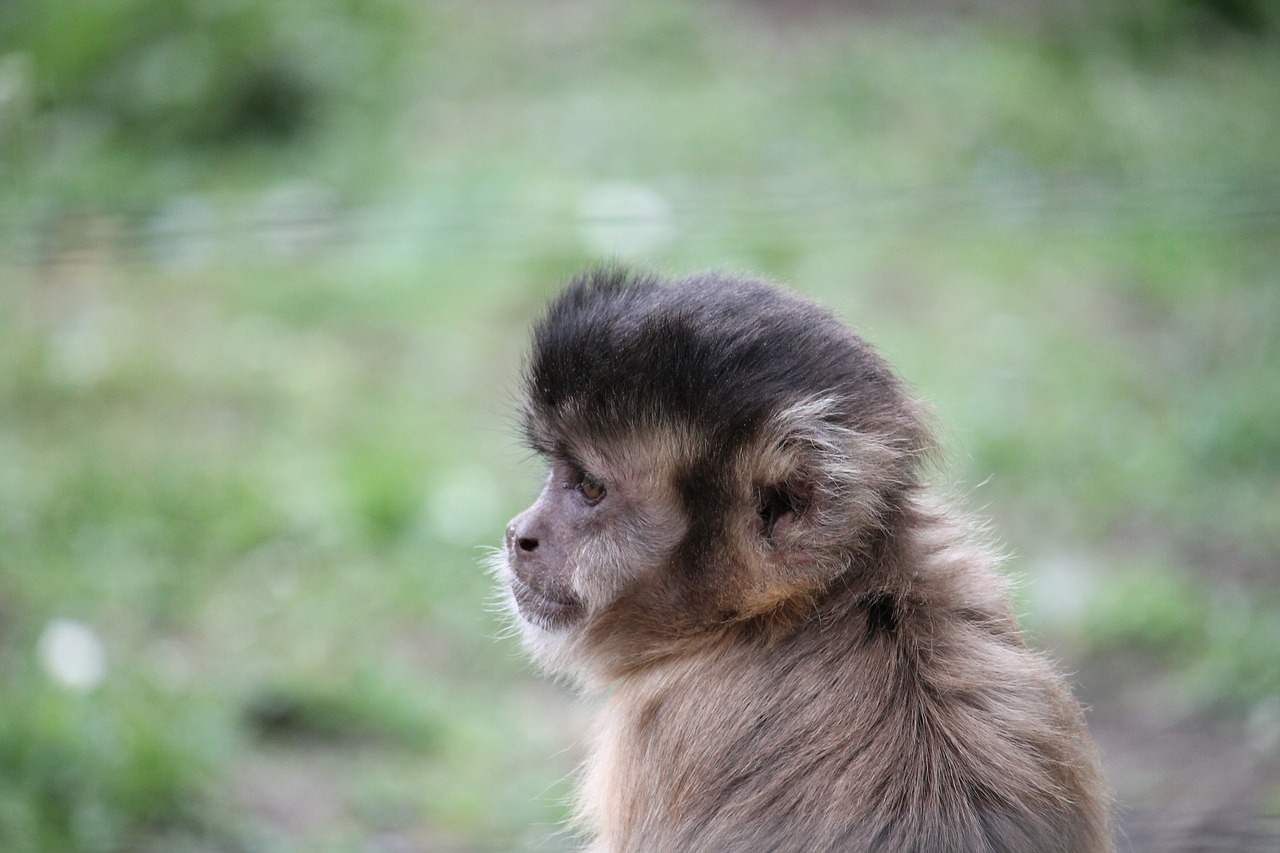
[494,267,1114,853]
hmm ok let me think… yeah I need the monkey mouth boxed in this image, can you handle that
[509,574,585,630]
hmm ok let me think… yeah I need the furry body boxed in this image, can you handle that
[500,268,1113,852]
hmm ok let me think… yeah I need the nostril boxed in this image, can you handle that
[517,537,539,553]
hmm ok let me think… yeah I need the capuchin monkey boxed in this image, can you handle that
[495,267,1113,853]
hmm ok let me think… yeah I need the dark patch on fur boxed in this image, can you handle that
[863,590,900,638]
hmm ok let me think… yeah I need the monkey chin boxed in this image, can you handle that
[491,556,586,677]
[509,572,585,631]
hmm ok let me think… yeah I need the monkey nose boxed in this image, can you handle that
[506,523,540,553]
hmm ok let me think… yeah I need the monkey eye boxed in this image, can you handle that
[577,472,607,505]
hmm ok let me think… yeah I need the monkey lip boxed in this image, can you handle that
[509,574,585,629]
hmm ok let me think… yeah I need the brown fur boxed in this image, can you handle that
[576,497,1112,852]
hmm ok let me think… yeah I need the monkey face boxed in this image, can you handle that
[497,437,690,679]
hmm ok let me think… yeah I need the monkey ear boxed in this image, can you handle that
[749,398,909,572]
[755,481,809,543]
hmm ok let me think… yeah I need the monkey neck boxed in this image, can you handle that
[587,492,1023,714]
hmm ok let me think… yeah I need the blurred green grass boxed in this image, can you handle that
[2,1,1279,850]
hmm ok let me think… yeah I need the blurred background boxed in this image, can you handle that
[1,1,1278,850]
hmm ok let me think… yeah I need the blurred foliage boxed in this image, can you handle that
[4,0,418,143]
[0,0,425,201]
[0,672,227,851]
[1062,0,1280,52]
[1,0,1278,850]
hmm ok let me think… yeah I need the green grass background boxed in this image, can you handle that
[1,1,1278,849]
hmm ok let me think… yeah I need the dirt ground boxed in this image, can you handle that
[1080,650,1280,852]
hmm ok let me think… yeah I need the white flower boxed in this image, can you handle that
[36,618,107,694]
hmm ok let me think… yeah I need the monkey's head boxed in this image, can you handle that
[498,268,932,684]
